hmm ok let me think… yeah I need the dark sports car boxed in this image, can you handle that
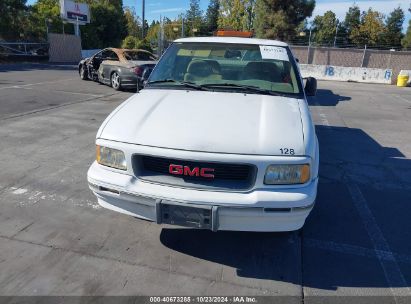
[78,48,157,91]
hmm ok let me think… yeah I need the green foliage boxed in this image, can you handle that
[402,20,411,49]
[122,35,138,48]
[0,0,28,40]
[121,36,153,52]
[204,0,220,34]
[218,0,252,31]
[146,18,182,43]
[80,0,127,49]
[136,39,153,53]
[185,0,203,35]
[350,9,386,47]
[254,0,315,40]
[124,7,141,38]
[312,11,338,46]
[383,7,404,48]
[343,4,360,39]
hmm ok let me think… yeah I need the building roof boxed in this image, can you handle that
[174,36,289,47]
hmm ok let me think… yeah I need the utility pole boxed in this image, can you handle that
[141,0,145,38]
[181,18,184,38]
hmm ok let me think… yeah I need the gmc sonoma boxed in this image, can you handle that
[87,37,319,232]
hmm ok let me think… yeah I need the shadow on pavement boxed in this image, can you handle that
[160,125,411,291]
[308,89,351,106]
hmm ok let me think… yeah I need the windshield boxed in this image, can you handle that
[147,42,302,96]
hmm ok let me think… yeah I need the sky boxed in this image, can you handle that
[27,0,411,30]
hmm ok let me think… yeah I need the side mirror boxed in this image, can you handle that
[304,77,317,96]
[142,67,153,84]
[137,67,153,93]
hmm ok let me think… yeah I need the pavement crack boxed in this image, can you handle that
[0,234,274,294]
[10,221,35,238]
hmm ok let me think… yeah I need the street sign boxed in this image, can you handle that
[60,0,90,24]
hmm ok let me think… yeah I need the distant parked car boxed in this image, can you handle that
[78,48,157,91]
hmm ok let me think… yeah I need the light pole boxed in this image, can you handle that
[141,0,145,38]
[45,18,52,40]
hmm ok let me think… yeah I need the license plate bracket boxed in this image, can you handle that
[157,200,214,230]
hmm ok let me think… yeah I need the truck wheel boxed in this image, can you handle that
[111,72,122,91]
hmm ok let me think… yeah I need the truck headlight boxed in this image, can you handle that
[96,145,127,170]
[264,164,310,185]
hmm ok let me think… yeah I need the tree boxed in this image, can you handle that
[402,21,411,49]
[383,7,404,48]
[312,11,338,46]
[204,0,220,34]
[25,0,74,41]
[122,35,138,48]
[402,5,411,49]
[350,9,386,47]
[218,0,253,31]
[81,1,127,49]
[343,4,360,37]
[0,0,28,40]
[254,0,315,40]
[124,7,141,38]
[185,0,203,36]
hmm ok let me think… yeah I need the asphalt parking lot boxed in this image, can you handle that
[0,63,411,302]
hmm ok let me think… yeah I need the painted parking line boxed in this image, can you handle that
[305,238,411,266]
[311,101,411,301]
[347,182,411,301]
[313,100,331,127]
[0,78,76,90]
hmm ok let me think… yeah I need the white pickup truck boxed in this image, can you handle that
[87,37,319,232]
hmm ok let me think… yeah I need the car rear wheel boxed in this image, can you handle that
[111,72,121,91]
[79,65,88,80]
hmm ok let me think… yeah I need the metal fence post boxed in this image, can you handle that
[361,45,367,67]
[306,28,312,64]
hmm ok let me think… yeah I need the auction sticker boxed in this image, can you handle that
[259,45,289,61]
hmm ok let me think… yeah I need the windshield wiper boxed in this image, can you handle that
[147,79,208,91]
[200,83,286,96]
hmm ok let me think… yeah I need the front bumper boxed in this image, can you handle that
[88,161,317,232]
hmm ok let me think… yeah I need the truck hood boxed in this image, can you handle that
[99,89,305,156]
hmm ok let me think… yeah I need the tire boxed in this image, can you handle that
[111,72,122,91]
[79,65,88,80]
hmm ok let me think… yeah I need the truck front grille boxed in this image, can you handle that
[133,155,257,191]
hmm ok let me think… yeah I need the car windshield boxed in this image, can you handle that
[147,42,302,96]
[124,51,155,61]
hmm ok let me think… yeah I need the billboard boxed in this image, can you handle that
[60,0,90,24]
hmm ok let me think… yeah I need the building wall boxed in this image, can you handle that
[290,45,411,83]
[48,33,81,63]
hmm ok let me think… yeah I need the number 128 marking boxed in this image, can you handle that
[280,148,295,155]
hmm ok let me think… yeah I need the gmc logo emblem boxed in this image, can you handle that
[169,164,215,178]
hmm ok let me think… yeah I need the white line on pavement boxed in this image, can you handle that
[314,100,331,127]
[312,100,411,301]
[347,182,411,301]
[305,238,411,266]
[54,90,102,97]
[0,78,76,90]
